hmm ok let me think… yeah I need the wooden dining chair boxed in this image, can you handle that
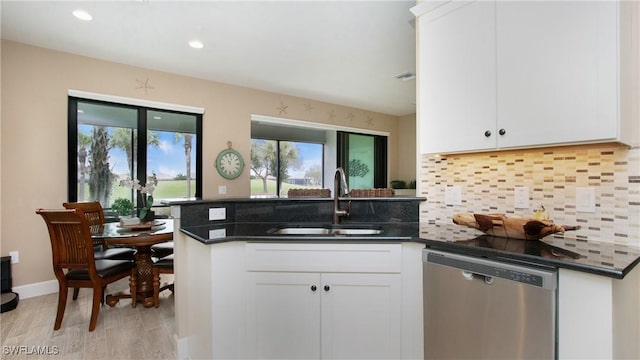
[63,201,136,260]
[36,209,137,331]
[63,201,137,301]
[152,254,174,308]
[151,241,174,259]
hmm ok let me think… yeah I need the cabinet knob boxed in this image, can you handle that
[484,130,492,137]
[311,285,317,292]
[499,128,506,136]
[324,285,330,292]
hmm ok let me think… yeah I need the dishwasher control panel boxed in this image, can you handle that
[424,250,557,290]
[493,267,543,287]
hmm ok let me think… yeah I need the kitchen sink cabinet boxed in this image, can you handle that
[176,235,424,360]
[413,0,637,154]
[245,243,402,359]
[245,272,401,359]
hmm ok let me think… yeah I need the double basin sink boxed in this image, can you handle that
[267,224,383,236]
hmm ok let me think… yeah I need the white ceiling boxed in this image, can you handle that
[1,1,417,117]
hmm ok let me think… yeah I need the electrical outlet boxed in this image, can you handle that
[209,208,226,221]
[9,251,19,264]
[218,185,227,195]
[444,186,462,206]
[576,187,596,213]
[514,187,530,209]
[209,228,227,239]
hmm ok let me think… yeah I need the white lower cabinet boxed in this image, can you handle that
[177,239,424,360]
[246,272,402,359]
[245,243,403,359]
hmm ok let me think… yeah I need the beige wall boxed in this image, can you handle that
[0,40,408,287]
[397,113,417,183]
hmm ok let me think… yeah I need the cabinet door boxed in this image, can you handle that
[496,1,618,148]
[246,272,321,359]
[418,1,497,154]
[320,273,402,359]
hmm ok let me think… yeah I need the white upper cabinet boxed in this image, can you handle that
[496,1,618,148]
[412,0,638,154]
[416,1,497,154]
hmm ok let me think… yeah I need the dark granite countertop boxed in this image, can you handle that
[181,221,640,279]
[181,222,420,244]
[419,224,640,279]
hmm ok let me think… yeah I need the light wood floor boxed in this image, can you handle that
[0,276,176,359]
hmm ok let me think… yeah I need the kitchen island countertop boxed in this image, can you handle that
[181,221,640,279]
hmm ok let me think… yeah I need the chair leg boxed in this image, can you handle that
[130,268,137,308]
[72,288,80,300]
[88,285,103,332]
[153,269,160,308]
[54,283,68,330]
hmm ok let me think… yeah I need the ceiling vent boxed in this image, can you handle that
[394,72,416,81]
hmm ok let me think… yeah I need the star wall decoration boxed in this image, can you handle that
[304,103,314,113]
[276,101,289,115]
[327,110,336,121]
[346,112,355,122]
[366,116,375,126]
[135,78,154,94]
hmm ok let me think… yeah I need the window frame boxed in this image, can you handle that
[250,138,325,198]
[67,97,203,208]
[337,131,388,188]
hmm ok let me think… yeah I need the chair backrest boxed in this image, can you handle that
[36,209,97,275]
[62,201,105,227]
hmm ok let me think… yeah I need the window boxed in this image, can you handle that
[68,98,202,217]
[337,131,387,189]
[250,139,324,198]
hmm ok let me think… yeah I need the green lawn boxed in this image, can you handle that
[83,180,196,206]
[251,179,320,196]
[84,179,316,204]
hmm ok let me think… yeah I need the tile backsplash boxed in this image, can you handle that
[419,143,640,247]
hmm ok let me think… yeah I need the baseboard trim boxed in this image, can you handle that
[13,280,58,299]
[176,335,189,360]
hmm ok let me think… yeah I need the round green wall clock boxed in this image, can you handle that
[216,142,245,180]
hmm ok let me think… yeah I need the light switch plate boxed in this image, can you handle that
[209,207,226,221]
[444,186,462,206]
[209,228,227,239]
[576,187,596,213]
[9,251,18,264]
[514,187,530,209]
[218,185,227,195]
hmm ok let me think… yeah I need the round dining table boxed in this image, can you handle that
[92,219,173,308]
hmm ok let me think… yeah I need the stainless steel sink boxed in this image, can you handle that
[271,227,331,235]
[269,225,383,236]
[332,228,382,235]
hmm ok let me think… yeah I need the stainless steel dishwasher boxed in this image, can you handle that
[423,249,557,359]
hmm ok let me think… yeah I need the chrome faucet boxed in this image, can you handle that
[333,167,351,224]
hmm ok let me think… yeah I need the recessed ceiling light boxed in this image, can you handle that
[153,116,162,120]
[189,40,204,49]
[77,109,84,113]
[72,9,93,21]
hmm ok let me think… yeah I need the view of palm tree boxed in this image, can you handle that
[77,125,196,209]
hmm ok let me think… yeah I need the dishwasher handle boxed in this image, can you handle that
[462,270,495,285]
[424,249,557,290]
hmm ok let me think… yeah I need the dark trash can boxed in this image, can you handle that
[1,256,19,313]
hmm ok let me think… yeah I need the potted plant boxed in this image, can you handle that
[390,179,416,197]
[120,174,158,222]
[111,198,135,217]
